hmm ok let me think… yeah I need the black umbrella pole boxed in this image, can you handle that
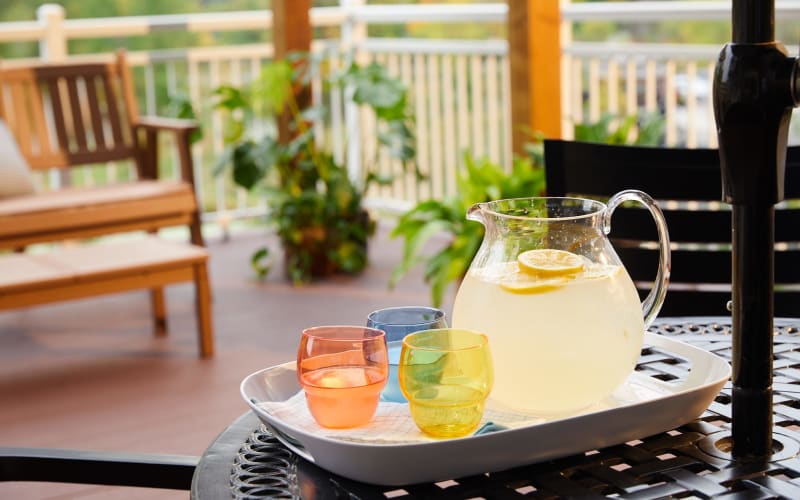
[732,0,773,43]
[715,0,798,460]
[731,205,774,458]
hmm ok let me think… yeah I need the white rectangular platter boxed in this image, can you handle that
[240,333,730,486]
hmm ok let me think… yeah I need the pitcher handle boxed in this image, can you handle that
[605,190,671,328]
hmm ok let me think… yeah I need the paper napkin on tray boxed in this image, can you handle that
[257,390,546,444]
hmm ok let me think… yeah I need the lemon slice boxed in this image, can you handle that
[517,249,585,277]
[499,273,570,294]
[581,262,616,280]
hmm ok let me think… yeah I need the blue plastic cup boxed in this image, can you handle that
[366,306,448,403]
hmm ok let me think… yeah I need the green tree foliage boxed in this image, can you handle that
[0,0,270,59]
[7,0,794,54]
[570,0,793,46]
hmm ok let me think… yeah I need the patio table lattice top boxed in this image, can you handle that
[198,318,800,499]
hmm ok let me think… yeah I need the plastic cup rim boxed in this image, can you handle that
[366,306,447,328]
[301,325,385,342]
[401,328,489,352]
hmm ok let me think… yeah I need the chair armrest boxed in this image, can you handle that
[134,116,199,133]
[133,116,199,186]
[130,114,205,245]
[0,447,198,490]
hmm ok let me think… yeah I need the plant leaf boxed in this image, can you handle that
[230,141,264,190]
[345,61,406,111]
[253,60,294,116]
[250,246,272,279]
[212,145,233,177]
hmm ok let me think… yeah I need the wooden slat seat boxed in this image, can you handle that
[0,180,197,248]
[0,237,213,358]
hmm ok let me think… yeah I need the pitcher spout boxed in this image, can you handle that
[466,202,487,224]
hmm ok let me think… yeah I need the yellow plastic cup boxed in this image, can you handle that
[399,328,493,438]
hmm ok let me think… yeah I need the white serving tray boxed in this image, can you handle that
[240,333,730,486]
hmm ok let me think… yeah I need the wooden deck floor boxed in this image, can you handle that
[0,223,452,499]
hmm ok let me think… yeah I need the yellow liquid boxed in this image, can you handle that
[452,262,644,415]
[406,385,485,438]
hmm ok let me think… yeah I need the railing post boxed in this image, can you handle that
[560,0,574,140]
[340,0,366,187]
[508,0,562,154]
[37,4,67,189]
[36,4,66,62]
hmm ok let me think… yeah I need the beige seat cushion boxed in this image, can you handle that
[0,180,197,243]
[0,120,36,198]
[0,236,207,293]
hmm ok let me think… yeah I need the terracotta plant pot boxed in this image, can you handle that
[281,210,372,283]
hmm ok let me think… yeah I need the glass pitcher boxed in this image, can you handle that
[451,191,670,415]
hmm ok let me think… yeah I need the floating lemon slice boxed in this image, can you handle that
[499,272,570,294]
[581,262,617,280]
[517,249,585,277]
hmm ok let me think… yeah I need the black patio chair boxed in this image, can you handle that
[543,139,800,317]
[0,447,196,490]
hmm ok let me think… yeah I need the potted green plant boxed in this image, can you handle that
[389,151,546,307]
[214,54,415,283]
[389,112,666,307]
[574,112,665,145]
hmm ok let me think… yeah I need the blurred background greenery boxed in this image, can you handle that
[6,0,798,61]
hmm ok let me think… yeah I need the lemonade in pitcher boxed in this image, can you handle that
[453,250,645,414]
[451,194,670,415]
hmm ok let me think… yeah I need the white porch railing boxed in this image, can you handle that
[3,2,800,224]
[561,1,800,149]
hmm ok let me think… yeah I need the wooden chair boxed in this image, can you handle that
[0,51,213,354]
[0,49,204,248]
[544,139,800,317]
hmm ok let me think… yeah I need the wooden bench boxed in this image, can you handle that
[0,50,204,249]
[0,51,212,357]
[0,237,213,358]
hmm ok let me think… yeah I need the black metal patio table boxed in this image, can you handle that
[191,317,800,499]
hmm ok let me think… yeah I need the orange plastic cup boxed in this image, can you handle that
[297,326,388,428]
